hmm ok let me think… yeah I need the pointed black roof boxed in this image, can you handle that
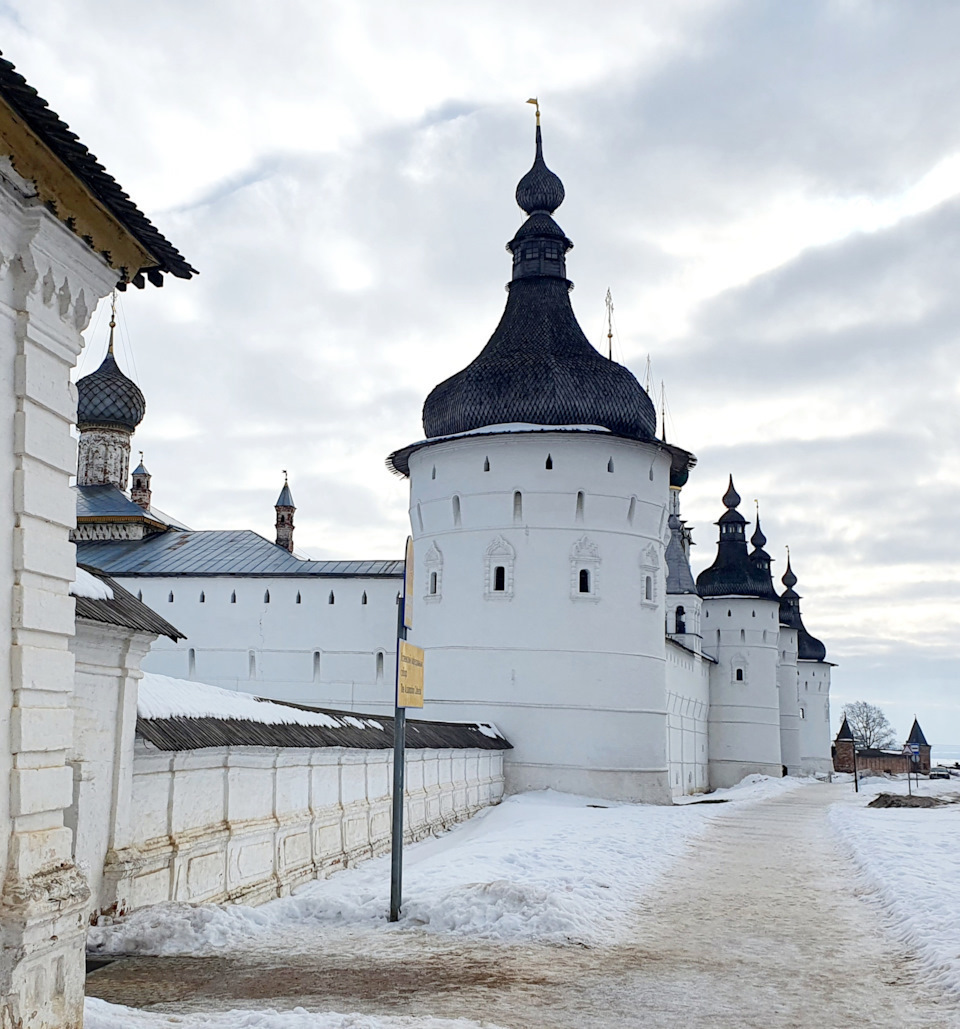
[276,480,295,508]
[747,513,779,600]
[696,477,767,598]
[665,513,697,594]
[77,348,145,431]
[421,124,657,442]
[906,719,929,748]
[836,716,854,741]
[778,555,827,660]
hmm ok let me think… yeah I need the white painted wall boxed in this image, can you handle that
[125,574,400,710]
[406,429,674,804]
[777,626,801,775]
[703,596,783,787]
[0,156,118,1028]
[101,743,504,913]
[798,660,833,775]
[665,639,710,796]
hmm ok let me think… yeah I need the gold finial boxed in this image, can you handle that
[526,97,540,126]
[107,289,117,355]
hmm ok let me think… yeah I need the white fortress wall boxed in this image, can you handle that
[777,626,801,775]
[407,430,674,804]
[798,659,833,776]
[665,639,711,796]
[128,574,400,710]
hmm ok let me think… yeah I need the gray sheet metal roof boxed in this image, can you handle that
[74,565,184,641]
[137,708,511,752]
[76,529,404,578]
[74,485,187,530]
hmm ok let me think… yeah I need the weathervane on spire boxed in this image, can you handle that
[660,381,667,443]
[282,469,288,483]
[108,289,117,355]
[605,288,614,360]
[526,97,540,126]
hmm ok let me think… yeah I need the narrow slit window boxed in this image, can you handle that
[188,648,196,677]
[328,591,335,604]
[199,591,205,603]
[264,589,271,604]
[430,571,438,595]
[513,491,522,524]
[376,651,384,682]
[579,568,591,594]
[313,651,321,681]
[607,457,614,473]
[362,591,368,605]
[483,456,490,472]
[137,590,142,602]
[627,497,636,525]
[231,591,237,604]
[736,668,744,681]
[453,495,461,526]
[431,465,436,479]
[675,606,685,634]
[545,454,553,470]
[248,651,256,678]
[575,491,584,523]
[645,576,653,601]
[494,565,506,592]
[740,628,745,642]
[416,503,424,531]
[168,591,174,603]
[296,591,301,604]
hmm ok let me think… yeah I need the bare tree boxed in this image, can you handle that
[842,701,897,750]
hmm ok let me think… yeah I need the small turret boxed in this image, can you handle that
[130,453,151,510]
[696,477,758,597]
[275,472,295,553]
[747,509,779,600]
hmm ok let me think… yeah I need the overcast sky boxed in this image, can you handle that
[7,0,959,744]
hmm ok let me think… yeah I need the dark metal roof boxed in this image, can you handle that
[74,565,183,641]
[77,350,145,430]
[276,482,295,508]
[76,529,404,578]
[665,513,697,594]
[906,719,929,748]
[0,52,196,287]
[696,477,768,599]
[74,484,176,531]
[835,716,854,741]
[420,125,658,444]
[136,707,511,752]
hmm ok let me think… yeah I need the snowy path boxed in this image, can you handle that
[87,785,957,1028]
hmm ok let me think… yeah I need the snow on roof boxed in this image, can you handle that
[71,567,114,601]
[138,673,352,729]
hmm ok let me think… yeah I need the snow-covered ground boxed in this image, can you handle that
[89,777,805,958]
[828,775,960,995]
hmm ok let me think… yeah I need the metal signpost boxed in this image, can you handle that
[390,537,424,922]
[911,743,921,792]
[902,745,913,796]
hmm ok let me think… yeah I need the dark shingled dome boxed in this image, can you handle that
[422,125,656,441]
[779,557,828,661]
[77,350,145,431]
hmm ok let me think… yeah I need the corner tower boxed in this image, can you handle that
[389,114,695,803]
[275,474,296,553]
[697,479,782,787]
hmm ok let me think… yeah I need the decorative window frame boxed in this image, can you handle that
[570,535,601,602]
[730,651,749,686]
[484,535,516,600]
[639,543,660,609]
[424,541,443,603]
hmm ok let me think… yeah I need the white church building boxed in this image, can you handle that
[74,118,835,805]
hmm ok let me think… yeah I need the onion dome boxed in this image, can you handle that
[516,125,565,214]
[778,554,827,660]
[696,477,767,598]
[422,122,657,442]
[77,348,145,431]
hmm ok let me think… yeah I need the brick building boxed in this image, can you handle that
[833,716,931,775]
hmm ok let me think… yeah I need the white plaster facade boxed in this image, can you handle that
[798,659,833,776]
[406,429,674,804]
[127,574,400,710]
[0,156,118,1029]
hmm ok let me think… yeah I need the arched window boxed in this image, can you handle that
[361,591,368,605]
[264,589,271,604]
[579,568,591,593]
[607,457,614,473]
[740,628,745,642]
[575,491,584,523]
[230,591,237,604]
[483,456,490,472]
[328,591,335,604]
[675,606,686,634]
[513,491,522,524]
[494,565,506,592]
[296,591,301,604]
[248,651,256,679]
[376,651,384,682]
[452,495,461,527]
[736,668,744,681]
[727,609,732,617]
[430,571,437,595]
[188,648,196,678]
[645,576,653,601]
[312,651,321,682]
[545,454,553,470]
[199,591,205,603]
[168,591,174,603]
[799,707,806,719]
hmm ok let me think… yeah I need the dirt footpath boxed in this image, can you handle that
[87,785,958,1028]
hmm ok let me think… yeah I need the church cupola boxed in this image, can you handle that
[75,298,145,490]
[130,453,152,510]
[778,554,827,661]
[275,473,295,553]
[747,509,779,600]
[696,477,760,597]
[421,110,657,443]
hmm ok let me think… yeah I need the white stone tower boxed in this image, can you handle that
[776,555,802,774]
[698,479,782,786]
[388,116,695,804]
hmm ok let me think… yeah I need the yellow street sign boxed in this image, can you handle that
[397,640,424,708]
[403,536,414,629]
